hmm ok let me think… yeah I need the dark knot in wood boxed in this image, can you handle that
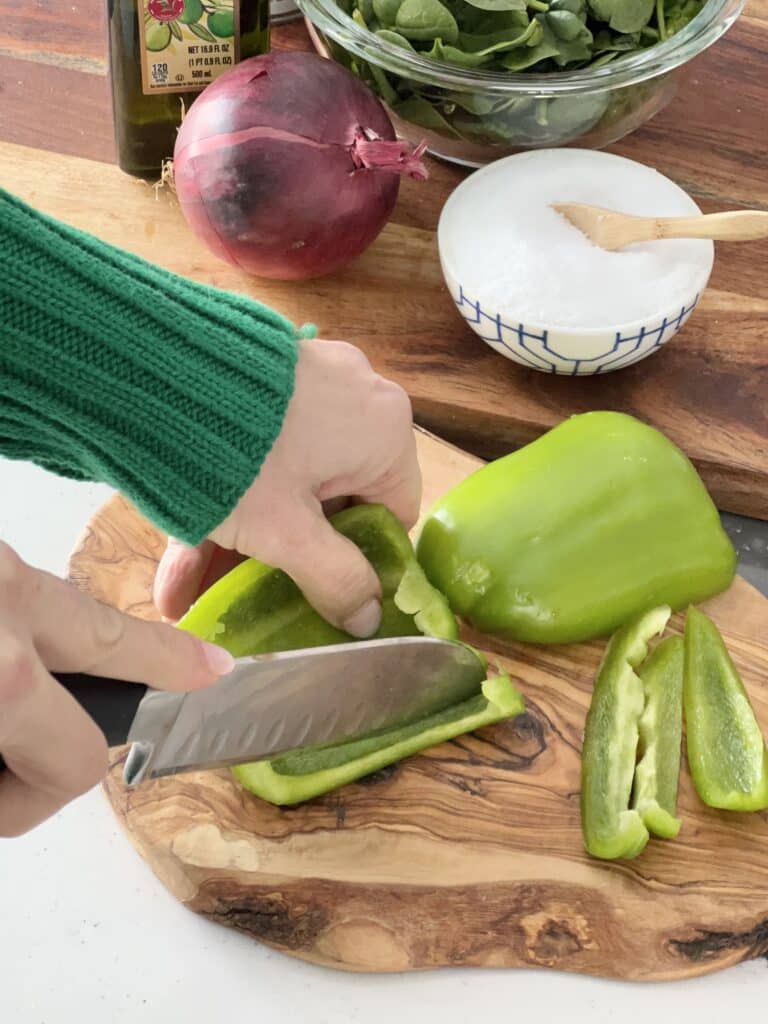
[209,895,329,950]
[669,917,768,963]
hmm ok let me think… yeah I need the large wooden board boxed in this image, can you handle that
[68,430,768,980]
[2,139,767,518]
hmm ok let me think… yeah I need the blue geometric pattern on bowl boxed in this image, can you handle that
[454,285,700,376]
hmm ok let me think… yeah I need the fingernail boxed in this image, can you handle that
[344,599,382,639]
[201,641,236,677]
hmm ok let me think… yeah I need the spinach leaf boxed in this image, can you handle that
[462,0,526,11]
[441,90,510,114]
[591,27,641,49]
[498,31,561,67]
[373,0,404,25]
[549,0,587,16]
[367,58,400,103]
[457,18,539,50]
[395,0,460,41]
[376,26,418,46]
[588,0,655,33]
[426,40,498,64]
[391,94,463,135]
[454,6,529,31]
[547,9,587,38]
[537,13,593,63]
[663,0,703,35]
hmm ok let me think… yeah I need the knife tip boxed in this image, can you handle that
[123,741,155,787]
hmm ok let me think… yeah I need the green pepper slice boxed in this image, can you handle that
[179,503,459,653]
[416,412,736,644]
[178,504,524,803]
[632,635,684,839]
[684,606,768,812]
[581,605,671,860]
[232,674,524,805]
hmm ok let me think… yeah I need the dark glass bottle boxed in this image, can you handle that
[107,0,269,178]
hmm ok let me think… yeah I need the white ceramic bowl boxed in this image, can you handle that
[438,150,714,376]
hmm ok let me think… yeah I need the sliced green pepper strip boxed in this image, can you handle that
[179,503,459,654]
[231,674,524,805]
[581,605,671,860]
[632,635,684,838]
[684,606,768,812]
[416,412,736,644]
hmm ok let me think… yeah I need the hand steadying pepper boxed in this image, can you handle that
[154,338,420,639]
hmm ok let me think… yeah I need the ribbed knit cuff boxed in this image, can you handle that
[0,189,313,544]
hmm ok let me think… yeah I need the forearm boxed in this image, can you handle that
[0,188,312,543]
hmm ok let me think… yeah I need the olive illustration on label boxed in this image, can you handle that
[145,20,172,49]
[179,0,203,23]
[207,9,234,36]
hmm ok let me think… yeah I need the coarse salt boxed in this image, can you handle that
[439,149,713,330]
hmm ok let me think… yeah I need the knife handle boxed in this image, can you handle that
[0,673,147,773]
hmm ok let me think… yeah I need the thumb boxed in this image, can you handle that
[270,505,383,638]
[154,539,245,622]
[154,538,217,622]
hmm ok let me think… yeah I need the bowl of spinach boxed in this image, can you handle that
[298,0,743,164]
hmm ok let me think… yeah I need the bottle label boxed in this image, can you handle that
[137,0,240,95]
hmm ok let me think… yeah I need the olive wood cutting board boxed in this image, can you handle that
[68,429,768,980]
[1,138,767,519]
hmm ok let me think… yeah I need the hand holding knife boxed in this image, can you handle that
[0,637,486,787]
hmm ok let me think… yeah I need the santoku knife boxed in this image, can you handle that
[0,637,487,787]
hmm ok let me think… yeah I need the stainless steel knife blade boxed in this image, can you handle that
[123,636,487,786]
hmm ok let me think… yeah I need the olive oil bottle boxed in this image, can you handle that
[107,0,269,178]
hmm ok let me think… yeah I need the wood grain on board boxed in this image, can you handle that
[1,138,767,518]
[68,429,768,979]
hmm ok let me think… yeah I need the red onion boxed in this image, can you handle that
[173,52,427,280]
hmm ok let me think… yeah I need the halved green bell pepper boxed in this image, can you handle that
[179,503,458,653]
[632,635,684,839]
[684,606,768,812]
[581,605,671,860]
[178,503,524,803]
[416,412,736,644]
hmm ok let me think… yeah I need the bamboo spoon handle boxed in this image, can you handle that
[644,210,768,243]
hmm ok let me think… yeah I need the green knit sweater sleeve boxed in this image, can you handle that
[0,188,313,544]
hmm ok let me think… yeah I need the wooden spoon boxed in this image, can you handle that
[552,203,768,251]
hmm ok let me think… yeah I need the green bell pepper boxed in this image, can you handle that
[232,674,524,805]
[178,503,524,803]
[581,605,671,860]
[684,606,768,812]
[179,503,459,653]
[416,412,736,644]
[632,635,684,839]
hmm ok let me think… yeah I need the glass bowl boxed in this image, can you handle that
[297,0,743,166]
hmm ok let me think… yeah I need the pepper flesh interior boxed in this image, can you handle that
[632,635,684,839]
[581,605,671,860]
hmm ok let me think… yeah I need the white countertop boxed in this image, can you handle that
[1,456,765,1023]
